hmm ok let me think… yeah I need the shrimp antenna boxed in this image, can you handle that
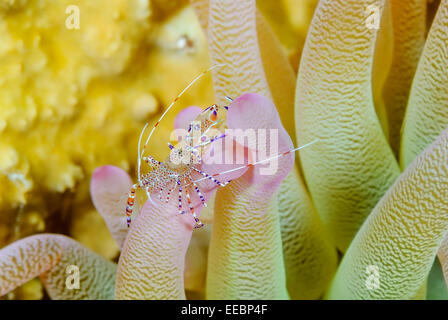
[137,63,226,179]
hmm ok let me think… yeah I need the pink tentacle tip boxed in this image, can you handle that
[174,106,202,131]
[92,165,116,179]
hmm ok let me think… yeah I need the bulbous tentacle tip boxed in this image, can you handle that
[174,106,202,131]
[90,165,133,248]
[92,165,118,179]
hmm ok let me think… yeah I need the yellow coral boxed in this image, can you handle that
[0,0,148,226]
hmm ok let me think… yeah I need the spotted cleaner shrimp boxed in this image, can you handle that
[125,65,319,229]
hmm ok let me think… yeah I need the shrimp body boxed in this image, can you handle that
[123,64,319,230]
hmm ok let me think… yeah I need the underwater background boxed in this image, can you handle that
[0,0,447,300]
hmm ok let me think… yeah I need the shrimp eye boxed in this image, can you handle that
[210,109,218,122]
